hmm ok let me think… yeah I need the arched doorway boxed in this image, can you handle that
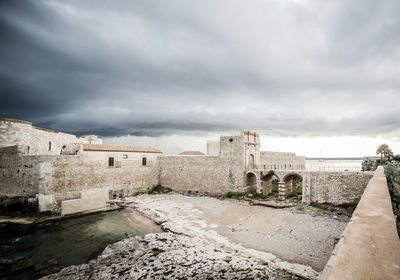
[261,171,280,196]
[283,173,303,199]
[246,172,257,193]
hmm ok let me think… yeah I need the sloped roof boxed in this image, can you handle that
[82,144,162,154]
[178,151,205,155]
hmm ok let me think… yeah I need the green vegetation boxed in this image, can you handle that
[227,192,249,198]
[386,163,400,183]
[376,143,394,162]
[385,163,400,236]
[252,193,267,199]
[148,185,172,194]
[289,177,302,198]
[271,179,279,196]
[296,204,305,211]
[226,191,267,199]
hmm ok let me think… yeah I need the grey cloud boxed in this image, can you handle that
[0,0,399,139]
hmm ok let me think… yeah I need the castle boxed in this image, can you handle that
[0,118,371,216]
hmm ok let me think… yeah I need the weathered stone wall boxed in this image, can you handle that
[30,126,81,155]
[260,151,305,170]
[160,133,249,194]
[36,154,160,213]
[0,146,40,198]
[206,140,220,156]
[305,171,373,205]
[0,119,33,150]
[0,118,100,156]
[0,145,160,214]
[160,155,245,195]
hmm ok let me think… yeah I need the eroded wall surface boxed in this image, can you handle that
[160,156,245,194]
[0,146,160,214]
[0,146,40,198]
[305,171,373,205]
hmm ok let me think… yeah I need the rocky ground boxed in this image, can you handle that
[42,194,348,279]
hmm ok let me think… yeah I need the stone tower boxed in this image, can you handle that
[241,131,260,170]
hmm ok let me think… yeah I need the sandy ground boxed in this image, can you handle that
[130,194,347,272]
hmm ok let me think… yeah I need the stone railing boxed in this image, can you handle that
[320,166,400,279]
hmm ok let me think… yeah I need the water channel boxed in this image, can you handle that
[0,209,162,279]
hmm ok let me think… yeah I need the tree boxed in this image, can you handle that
[376,144,393,162]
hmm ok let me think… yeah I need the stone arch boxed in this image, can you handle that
[282,172,303,197]
[246,172,257,193]
[260,171,280,195]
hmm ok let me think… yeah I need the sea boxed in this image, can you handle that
[305,159,363,172]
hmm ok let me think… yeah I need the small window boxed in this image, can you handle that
[108,157,114,167]
[229,138,233,142]
[122,154,128,159]
[48,141,52,151]
[142,157,147,166]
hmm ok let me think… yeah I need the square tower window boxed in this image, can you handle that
[108,157,114,167]
[122,154,128,159]
[142,157,147,166]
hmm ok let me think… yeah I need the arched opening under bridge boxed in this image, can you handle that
[261,171,280,196]
[283,173,303,199]
[246,172,257,193]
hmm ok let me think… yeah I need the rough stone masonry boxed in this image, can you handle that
[0,118,372,215]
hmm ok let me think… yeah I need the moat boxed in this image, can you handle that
[0,209,162,279]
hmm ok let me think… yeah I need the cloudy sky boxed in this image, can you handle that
[1,0,399,156]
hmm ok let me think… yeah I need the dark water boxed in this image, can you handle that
[0,209,161,279]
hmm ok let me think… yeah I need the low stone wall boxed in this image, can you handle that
[305,171,373,205]
[320,167,400,279]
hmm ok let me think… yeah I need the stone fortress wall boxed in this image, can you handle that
[0,118,102,155]
[160,134,249,195]
[0,118,162,215]
[0,118,373,215]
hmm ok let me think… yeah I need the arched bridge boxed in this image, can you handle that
[244,169,373,205]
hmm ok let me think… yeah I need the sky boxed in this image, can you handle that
[0,0,399,156]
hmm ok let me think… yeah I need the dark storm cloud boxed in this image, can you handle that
[0,0,399,138]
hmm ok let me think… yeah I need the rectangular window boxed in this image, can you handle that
[122,154,128,159]
[142,157,147,166]
[108,157,114,167]
[48,141,52,151]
